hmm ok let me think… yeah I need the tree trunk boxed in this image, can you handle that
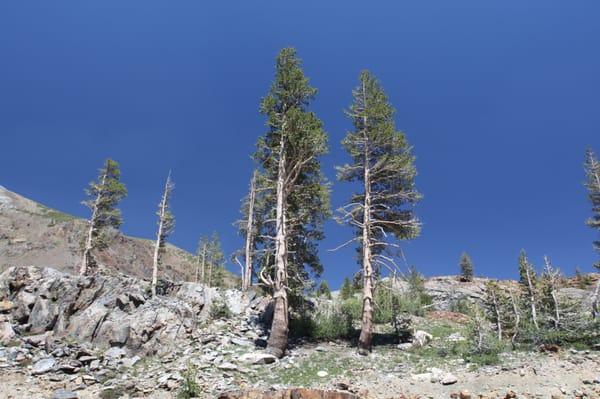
[80,171,107,276]
[525,267,539,330]
[592,279,600,319]
[267,134,289,359]
[207,255,213,288]
[510,290,520,350]
[491,289,502,340]
[243,170,257,291]
[550,289,560,328]
[200,243,207,285]
[358,97,374,355]
[151,178,169,297]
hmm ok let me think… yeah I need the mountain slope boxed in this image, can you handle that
[0,185,238,286]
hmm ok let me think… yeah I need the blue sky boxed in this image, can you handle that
[1,1,599,288]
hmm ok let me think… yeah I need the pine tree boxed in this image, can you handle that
[584,148,600,269]
[80,159,127,276]
[254,48,330,358]
[316,281,332,299]
[336,70,421,354]
[340,277,355,300]
[151,171,175,297]
[459,252,474,282]
[207,232,225,288]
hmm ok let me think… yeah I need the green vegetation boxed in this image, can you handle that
[177,363,202,399]
[459,252,474,282]
[209,297,232,320]
[316,281,332,299]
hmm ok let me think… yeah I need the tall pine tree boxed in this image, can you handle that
[254,48,330,358]
[337,71,421,354]
[80,159,127,276]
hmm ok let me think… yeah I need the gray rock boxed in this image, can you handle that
[51,390,78,399]
[0,321,15,344]
[238,352,277,365]
[32,357,56,375]
[231,337,253,346]
[104,347,126,359]
[218,362,238,370]
[122,355,141,368]
[441,373,458,385]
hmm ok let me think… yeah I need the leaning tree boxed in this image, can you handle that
[80,159,127,276]
[337,70,421,354]
[254,48,330,358]
[151,171,175,297]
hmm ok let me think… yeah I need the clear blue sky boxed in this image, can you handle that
[1,1,599,288]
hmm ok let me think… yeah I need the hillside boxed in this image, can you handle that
[0,186,238,286]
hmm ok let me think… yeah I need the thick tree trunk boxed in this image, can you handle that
[80,172,107,276]
[525,267,539,330]
[358,105,373,355]
[151,179,169,297]
[243,171,257,291]
[267,135,289,359]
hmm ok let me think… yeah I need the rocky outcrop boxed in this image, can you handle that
[0,265,252,355]
[389,275,595,312]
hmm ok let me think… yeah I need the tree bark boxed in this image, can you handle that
[525,267,539,330]
[510,290,520,350]
[491,289,502,340]
[358,90,374,355]
[80,171,107,276]
[592,279,599,319]
[267,134,289,359]
[243,170,257,291]
[200,243,207,285]
[151,175,170,297]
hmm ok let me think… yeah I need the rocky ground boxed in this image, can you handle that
[1,266,600,398]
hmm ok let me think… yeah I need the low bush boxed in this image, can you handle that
[209,297,232,320]
[177,363,202,399]
[290,302,354,341]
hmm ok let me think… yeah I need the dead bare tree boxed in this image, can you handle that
[242,170,258,291]
[542,256,561,329]
[519,250,539,330]
[151,171,174,297]
[509,288,521,349]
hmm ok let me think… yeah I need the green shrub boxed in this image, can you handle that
[448,296,473,315]
[312,305,353,340]
[340,297,362,321]
[290,303,354,341]
[177,363,202,399]
[209,297,232,320]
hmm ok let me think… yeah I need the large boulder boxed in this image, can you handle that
[0,266,246,355]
